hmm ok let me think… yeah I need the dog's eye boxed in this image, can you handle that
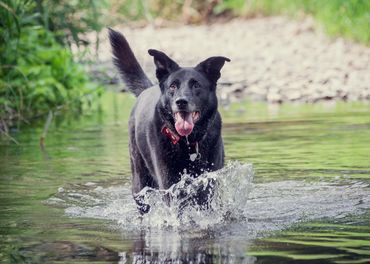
[193,82,201,89]
[169,83,177,91]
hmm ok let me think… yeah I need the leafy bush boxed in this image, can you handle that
[0,0,102,130]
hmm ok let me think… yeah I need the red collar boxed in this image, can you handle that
[161,126,181,144]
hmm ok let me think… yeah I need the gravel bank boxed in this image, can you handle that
[93,16,370,103]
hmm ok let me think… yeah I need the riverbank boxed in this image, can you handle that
[92,16,370,103]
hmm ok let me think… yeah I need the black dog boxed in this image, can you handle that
[109,29,229,213]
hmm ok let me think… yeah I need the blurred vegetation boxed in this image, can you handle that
[33,0,106,48]
[234,0,370,44]
[105,0,219,24]
[107,0,370,44]
[0,0,104,134]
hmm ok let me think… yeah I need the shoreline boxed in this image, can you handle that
[88,16,370,103]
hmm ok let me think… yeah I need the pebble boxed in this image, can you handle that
[94,186,104,192]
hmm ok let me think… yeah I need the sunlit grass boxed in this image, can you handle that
[221,0,370,44]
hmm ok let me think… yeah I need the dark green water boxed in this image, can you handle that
[1,92,369,263]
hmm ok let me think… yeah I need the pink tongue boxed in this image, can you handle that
[175,112,194,136]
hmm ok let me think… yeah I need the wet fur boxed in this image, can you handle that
[109,29,229,213]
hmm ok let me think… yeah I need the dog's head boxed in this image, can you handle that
[148,49,230,137]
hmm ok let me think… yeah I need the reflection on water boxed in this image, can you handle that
[1,92,370,263]
[127,230,257,264]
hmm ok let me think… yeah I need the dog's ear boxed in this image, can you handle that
[148,49,179,82]
[195,56,230,84]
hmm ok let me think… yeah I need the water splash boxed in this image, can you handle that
[137,162,254,229]
[46,161,370,236]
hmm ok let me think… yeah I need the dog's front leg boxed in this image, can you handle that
[130,137,173,213]
[129,132,156,214]
[131,156,152,214]
[207,137,225,171]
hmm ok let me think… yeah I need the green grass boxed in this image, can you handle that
[217,0,370,44]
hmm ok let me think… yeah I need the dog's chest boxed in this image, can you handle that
[163,140,210,180]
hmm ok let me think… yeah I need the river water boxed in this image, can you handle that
[1,92,369,263]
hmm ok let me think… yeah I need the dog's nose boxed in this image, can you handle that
[175,98,188,108]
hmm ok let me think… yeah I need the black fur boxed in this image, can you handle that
[109,29,153,96]
[109,29,230,213]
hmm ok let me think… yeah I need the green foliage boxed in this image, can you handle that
[218,0,370,44]
[0,0,102,129]
[106,0,218,24]
[106,0,370,44]
[109,0,147,22]
[34,0,107,48]
[214,0,247,15]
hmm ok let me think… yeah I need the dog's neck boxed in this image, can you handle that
[161,125,201,161]
[161,126,180,144]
